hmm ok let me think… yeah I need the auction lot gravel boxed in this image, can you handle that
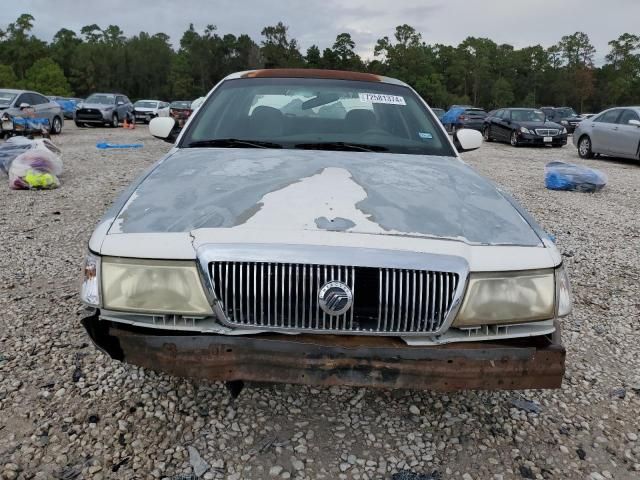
[1,125,639,480]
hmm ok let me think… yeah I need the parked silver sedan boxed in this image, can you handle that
[573,107,640,160]
[0,88,64,135]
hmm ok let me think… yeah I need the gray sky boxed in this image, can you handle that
[5,0,639,63]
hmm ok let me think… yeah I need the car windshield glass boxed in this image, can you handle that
[464,109,487,116]
[85,94,116,105]
[558,108,578,117]
[171,101,192,109]
[0,92,17,106]
[511,109,546,122]
[181,77,455,156]
[135,101,158,108]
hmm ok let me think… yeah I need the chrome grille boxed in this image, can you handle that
[535,128,560,136]
[210,262,459,335]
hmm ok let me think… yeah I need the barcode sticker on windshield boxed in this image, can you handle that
[359,93,406,105]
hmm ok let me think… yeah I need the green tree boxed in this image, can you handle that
[260,22,303,68]
[305,45,321,68]
[24,58,71,95]
[0,14,47,80]
[491,77,515,108]
[0,64,18,87]
[332,33,362,70]
[50,28,81,79]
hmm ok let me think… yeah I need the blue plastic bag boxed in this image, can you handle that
[544,161,607,193]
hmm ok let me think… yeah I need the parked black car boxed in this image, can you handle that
[540,106,582,133]
[483,108,567,147]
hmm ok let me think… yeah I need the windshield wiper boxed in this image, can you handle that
[186,138,283,149]
[294,142,388,153]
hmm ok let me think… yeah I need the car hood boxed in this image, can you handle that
[134,107,156,112]
[108,148,544,246]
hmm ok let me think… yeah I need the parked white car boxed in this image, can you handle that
[191,96,206,111]
[132,100,170,123]
[574,107,640,160]
[81,69,571,392]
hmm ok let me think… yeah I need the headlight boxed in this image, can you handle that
[519,126,530,134]
[454,269,555,327]
[561,120,568,125]
[103,106,114,112]
[101,257,212,315]
[80,252,101,307]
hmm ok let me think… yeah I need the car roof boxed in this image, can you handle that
[505,107,542,110]
[225,68,409,87]
[0,89,25,94]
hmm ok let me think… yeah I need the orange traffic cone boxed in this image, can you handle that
[122,118,128,129]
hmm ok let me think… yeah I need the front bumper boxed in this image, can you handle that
[518,133,567,146]
[82,313,565,391]
[75,110,111,123]
[134,110,156,122]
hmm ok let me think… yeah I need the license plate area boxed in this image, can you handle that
[544,136,552,143]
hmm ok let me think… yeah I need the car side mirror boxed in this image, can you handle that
[629,119,640,127]
[19,103,31,109]
[454,129,483,152]
[149,117,177,142]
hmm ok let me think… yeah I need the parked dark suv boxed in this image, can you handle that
[540,107,582,133]
[75,93,133,127]
[483,108,567,147]
[441,106,487,133]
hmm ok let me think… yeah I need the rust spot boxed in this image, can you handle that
[242,69,383,82]
[83,314,566,392]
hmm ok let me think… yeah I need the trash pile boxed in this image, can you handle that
[545,161,607,193]
[0,137,63,190]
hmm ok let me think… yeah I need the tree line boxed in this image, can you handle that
[1,14,639,112]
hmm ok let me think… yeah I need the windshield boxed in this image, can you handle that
[557,108,578,117]
[0,92,17,106]
[511,109,546,122]
[134,101,158,108]
[85,94,116,105]
[171,101,192,109]
[181,77,455,156]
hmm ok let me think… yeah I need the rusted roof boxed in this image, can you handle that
[241,68,383,82]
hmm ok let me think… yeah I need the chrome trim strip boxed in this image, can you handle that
[197,243,469,337]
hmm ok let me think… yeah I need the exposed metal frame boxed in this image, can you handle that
[196,243,469,337]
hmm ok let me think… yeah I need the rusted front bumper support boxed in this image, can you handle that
[82,314,565,391]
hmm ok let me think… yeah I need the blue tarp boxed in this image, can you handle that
[440,107,465,125]
[53,98,77,115]
[13,117,50,130]
[544,161,607,192]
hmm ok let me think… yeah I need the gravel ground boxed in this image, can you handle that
[0,125,639,480]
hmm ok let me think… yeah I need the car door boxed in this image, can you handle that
[494,109,511,141]
[591,109,622,155]
[31,93,55,122]
[115,96,127,119]
[613,109,640,159]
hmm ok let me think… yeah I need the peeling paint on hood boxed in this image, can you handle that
[108,148,543,246]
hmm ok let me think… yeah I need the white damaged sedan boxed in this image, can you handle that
[81,69,571,391]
